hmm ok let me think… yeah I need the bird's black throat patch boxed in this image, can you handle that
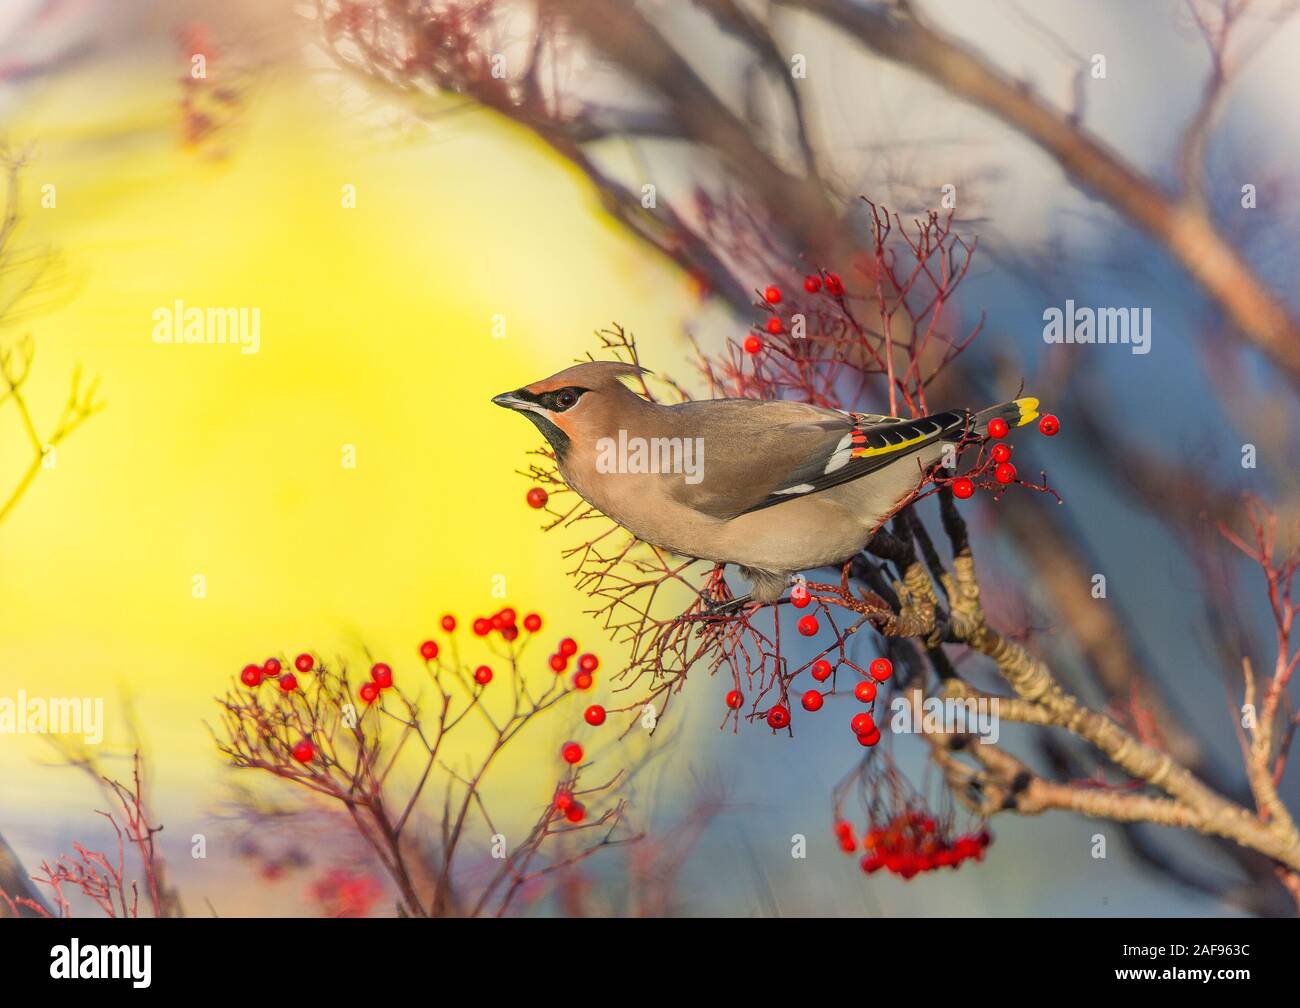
[518,409,571,461]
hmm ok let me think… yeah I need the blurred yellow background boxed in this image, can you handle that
[0,50,694,843]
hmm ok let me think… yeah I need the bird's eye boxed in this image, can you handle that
[555,389,578,410]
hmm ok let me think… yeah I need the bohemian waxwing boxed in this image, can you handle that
[493,361,1038,605]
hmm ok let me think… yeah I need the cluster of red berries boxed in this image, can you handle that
[461,606,540,644]
[743,273,846,355]
[240,653,314,694]
[835,813,992,879]
[950,412,1060,499]
[739,638,892,747]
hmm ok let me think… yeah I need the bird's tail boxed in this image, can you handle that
[969,397,1039,436]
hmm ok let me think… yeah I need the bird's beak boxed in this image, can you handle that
[492,390,529,411]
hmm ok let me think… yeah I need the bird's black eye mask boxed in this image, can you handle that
[506,386,590,460]
[514,386,590,413]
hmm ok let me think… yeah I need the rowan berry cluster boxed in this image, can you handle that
[836,811,992,879]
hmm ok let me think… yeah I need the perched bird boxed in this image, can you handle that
[493,361,1038,606]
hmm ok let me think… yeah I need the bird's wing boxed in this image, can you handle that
[666,399,971,519]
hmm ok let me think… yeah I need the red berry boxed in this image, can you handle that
[523,613,542,633]
[763,285,782,304]
[240,664,263,687]
[838,835,857,853]
[854,680,876,703]
[263,658,281,676]
[1038,413,1060,437]
[558,637,578,657]
[553,790,573,812]
[921,817,937,834]
[765,317,783,335]
[825,272,844,296]
[501,624,519,642]
[420,640,439,661]
[976,829,992,848]
[472,618,491,636]
[810,658,832,682]
[359,681,379,703]
[994,462,1017,484]
[549,654,567,673]
[498,607,516,626]
[801,690,823,712]
[952,477,975,499]
[869,657,893,682]
[725,689,744,710]
[803,275,821,293]
[291,739,314,763]
[578,653,599,673]
[490,612,505,630]
[861,855,883,874]
[278,673,298,693]
[743,334,763,354]
[766,704,791,729]
[561,742,583,764]
[294,653,314,673]
[834,819,853,838]
[474,665,493,685]
[573,670,593,690]
[370,663,393,689]
[990,443,1011,463]
[857,727,881,747]
[526,487,548,509]
[564,802,586,823]
[797,614,819,636]
[440,614,456,632]
[850,712,875,735]
[987,417,1009,439]
[790,582,810,608]
[584,704,606,726]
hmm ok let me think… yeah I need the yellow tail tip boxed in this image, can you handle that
[1014,396,1040,426]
